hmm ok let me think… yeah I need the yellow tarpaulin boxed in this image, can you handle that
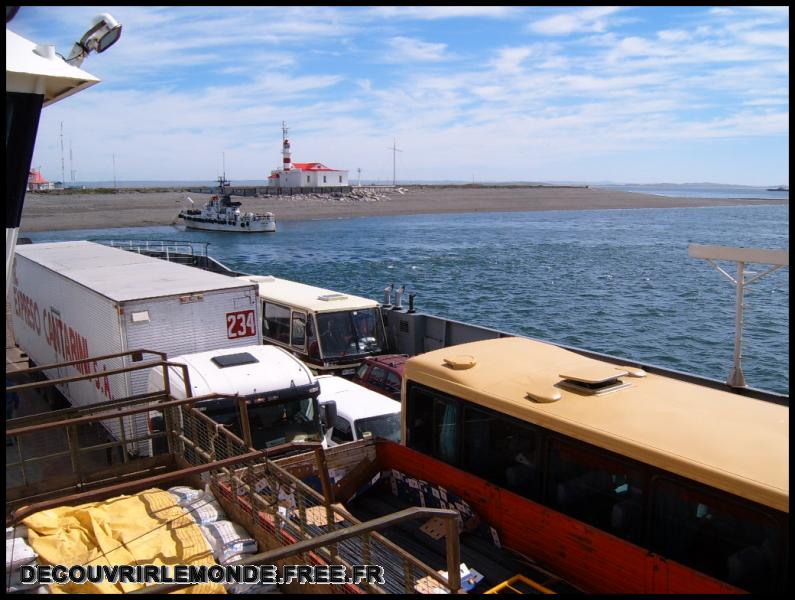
[22,487,225,594]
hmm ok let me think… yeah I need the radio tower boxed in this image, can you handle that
[60,122,65,185]
[70,140,75,185]
[282,121,292,171]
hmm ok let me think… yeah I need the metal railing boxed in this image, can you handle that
[5,350,464,594]
[92,239,209,266]
[134,506,461,594]
[91,238,245,275]
[6,349,192,508]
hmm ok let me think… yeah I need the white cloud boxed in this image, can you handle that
[384,36,452,63]
[21,6,789,185]
[489,46,535,73]
[738,30,789,48]
[529,6,624,36]
[657,29,691,42]
[368,6,521,20]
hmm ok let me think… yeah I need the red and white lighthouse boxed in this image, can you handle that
[282,120,292,171]
[268,121,348,188]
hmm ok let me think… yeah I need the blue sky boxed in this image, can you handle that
[11,6,789,185]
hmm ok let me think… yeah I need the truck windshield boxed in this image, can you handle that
[247,396,321,449]
[316,308,385,360]
[355,413,401,442]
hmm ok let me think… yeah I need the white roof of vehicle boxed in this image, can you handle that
[237,275,379,313]
[16,241,253,301]
[316,375,400,421]
[159,345,315,399]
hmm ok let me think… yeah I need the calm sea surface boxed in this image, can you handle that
[26,204,789,395]
[594,184,789,200]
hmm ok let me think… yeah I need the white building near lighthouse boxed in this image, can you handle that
[268,122,349,189]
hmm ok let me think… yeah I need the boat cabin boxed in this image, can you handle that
[237,275,387,375]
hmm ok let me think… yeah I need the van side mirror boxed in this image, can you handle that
[320,400,337,428]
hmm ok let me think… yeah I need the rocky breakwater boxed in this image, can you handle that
[268,187,408,203]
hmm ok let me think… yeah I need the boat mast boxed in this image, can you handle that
[688,244,789,388]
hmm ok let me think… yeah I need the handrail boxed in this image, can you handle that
[132,507,463,595]
[7,450,266,526]
[5,348,167,377]
[6,392,226,437]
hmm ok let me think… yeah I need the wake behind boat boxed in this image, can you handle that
[178,175,276,232]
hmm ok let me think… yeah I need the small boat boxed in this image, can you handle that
[766,186,788,192]
[178,176,276,232]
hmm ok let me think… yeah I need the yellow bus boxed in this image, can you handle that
[401,336,788,593]
[237,275,387,375]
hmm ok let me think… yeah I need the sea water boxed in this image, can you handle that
[25,204,789,395]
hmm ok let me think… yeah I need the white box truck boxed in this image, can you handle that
[144,346,399,453]
[146,344,324,453]
[10,240,261,455]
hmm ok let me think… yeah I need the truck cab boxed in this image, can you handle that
[146,345,323,451]
[316,374,401,446]
[237,275,388,376]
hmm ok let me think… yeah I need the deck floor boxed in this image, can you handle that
[346,481,580,593]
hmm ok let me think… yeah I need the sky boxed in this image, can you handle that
[10,5,790,186]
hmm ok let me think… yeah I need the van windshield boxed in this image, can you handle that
[355,412,401,442]
[247,397,321,448]
[316,308,385,360]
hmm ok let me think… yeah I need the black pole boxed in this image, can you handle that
[6,92,44,228]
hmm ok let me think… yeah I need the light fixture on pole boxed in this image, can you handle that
[64,13,122,68]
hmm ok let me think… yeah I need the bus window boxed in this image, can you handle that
[546,439,645,544]
[650,477,783,593]
[406,383,461,464]
[317,309,385,359]
[406,385,434,455]
[462,406,540,500]
[306,315,319,358]
[291,311,306,349]
[433,397,460,466]
[263,302,290,344]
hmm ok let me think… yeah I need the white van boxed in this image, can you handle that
[316,375,401,446]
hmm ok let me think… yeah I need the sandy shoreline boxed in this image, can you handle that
[19,186,788,233]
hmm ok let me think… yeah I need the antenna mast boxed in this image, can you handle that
[388,138,402,188]
[69,140,75,185]
[688,244,789,387]
[60,122,65,186]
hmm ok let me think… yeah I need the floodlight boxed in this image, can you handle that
[65,13,122,67]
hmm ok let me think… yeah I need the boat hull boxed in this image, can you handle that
[182,218,276,232]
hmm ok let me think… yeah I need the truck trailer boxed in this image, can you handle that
[10,240,261,455]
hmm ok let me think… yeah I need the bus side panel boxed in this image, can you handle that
[377,441,743,594]
[498,490,647,593]
[663,559,742,594]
